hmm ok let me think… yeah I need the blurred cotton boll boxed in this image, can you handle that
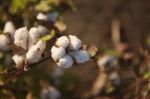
[97,55,118,72]
[109,72,121,86]
[57,54,73,68]
[3,21,16,38]
[41,86,61,99]
[14,27,28,50]
[51,46,66,61]
[68,35,81,50]
[69,50,90,63]
[56,36,69,48]
[37,13,48,21]
[47,12,59,22]
[26,40,46,64]
[0,35,10,51]
[12,55,24,68]
[37,25,49,35]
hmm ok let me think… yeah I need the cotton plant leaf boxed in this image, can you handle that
[35,0,52,12]
[144,71,150,79]
[40,29,56,41]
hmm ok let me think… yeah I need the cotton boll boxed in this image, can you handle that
[0,35,10,51]
[35,40,46,52]
[109,72,121,86]
[68,35,81,50]
[55,36,69,48]
[97,56,118,72]
[26,40,46,64]
[47,12,59,22]
[69,50,90,63]
[3,21,15,38]
[41,86,61,99]
[57,55,73,68]
[14,27,28,50]
[37,13,48,21]
[51,46,65,61]
[12,55,24,67]
[28,27,40,47]
[37,25,49,35]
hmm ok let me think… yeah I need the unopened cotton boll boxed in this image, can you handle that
[97,55,118,72]
[68,35,81,50]
[14,27,28,50]
[0,35,10,51]
[51,46,65,61]
[37,13,48,21]
[56,36,69,48]
[69,50,90,63]
[57,55,73,68]
[12,55,24,67]
[3,21,15,38]
[26,40,46,64]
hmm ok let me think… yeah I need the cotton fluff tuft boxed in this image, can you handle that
[69,50,90,63]
[68,35,81,50]
[3,21,15,38]
[55,36,69,48]
[14,27,28,50]
[26,40,46,64]
[37,13,48,21]
[37,25,48,35]
[12,55,24,67]
[0,35,10,51]
[57,55,73,68]
[51,46,65,61]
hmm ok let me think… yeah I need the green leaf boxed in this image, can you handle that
[35,0,51,12]
[144,71,150,79]
[12,0,37,13]
[40,29,56,41]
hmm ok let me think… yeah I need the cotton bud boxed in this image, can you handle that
[69,50,90,63]
[37,13,48,21]
[51,46,65,61]
[0,35,10,51]
[26,40,46,64]
[41,86,61,99]
[109,72,121,86]
[12,55,24,67]
[68,35,81,50]
[56,36,69,48]
[3,21,15,38]
[57,55,73,68]
[47,12,59,22]
[97,55,118,72]
[14,27,28,50]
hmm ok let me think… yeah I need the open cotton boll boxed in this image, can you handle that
[37,25,49,35]
[0,35,10,51]
[3,21,15,38]
[51,46,65,61]
[47,12,59,22]
[26,40,46,64]
[109,72,121,86]
[12,55,24,67]
[37,13,48,21]
[69,50,90,63]
[56,36,69,48]
[97,55,118,72]
[40,86,61,99]
[68,35,81,50]
[57,55,73,68]
[14,27,28,50]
